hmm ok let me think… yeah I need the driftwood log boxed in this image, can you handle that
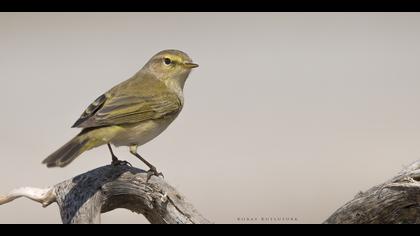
[0,164,210,224]
[1,160,419,224]
[325,160,420,224]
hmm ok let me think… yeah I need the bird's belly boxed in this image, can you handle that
[110,118,173,147]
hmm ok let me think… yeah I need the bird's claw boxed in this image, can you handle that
[111,159,133,167]
[146,167,164,182]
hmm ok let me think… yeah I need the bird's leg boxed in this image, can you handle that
[129,145,163,181]
[108,143,118,163]
[108,143,132,167]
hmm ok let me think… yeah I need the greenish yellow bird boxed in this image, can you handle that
[42,49,198,178]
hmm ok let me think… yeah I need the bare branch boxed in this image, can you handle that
[325,160,420,224]
[0,164,210,224]
[0,187,56,207]
[7,159,418,224]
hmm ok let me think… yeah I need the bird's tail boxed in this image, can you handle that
[42,129,103,168]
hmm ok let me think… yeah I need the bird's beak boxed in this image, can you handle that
[184,62,199,68]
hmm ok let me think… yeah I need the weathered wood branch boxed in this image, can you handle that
[3,160,419,224]
[0,165,211,224]
[325,160,420,224]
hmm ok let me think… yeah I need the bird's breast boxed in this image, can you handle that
[110,114,178,147]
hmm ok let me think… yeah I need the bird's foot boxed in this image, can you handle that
[111,158,133,167]
[146,166,164,182]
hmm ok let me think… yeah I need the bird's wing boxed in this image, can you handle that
[72,93,108,128]
[72,75,182,128]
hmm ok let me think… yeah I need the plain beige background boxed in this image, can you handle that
[0,12,420,224]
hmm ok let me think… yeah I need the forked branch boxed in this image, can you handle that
[0,165,210,224]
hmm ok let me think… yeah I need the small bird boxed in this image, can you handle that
[42,49,198,179]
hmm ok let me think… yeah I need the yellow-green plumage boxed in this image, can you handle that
[42,49,198,168]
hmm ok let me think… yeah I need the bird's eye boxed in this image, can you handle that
[163,58,172,65]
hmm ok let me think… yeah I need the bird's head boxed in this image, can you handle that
[143,49,198,88]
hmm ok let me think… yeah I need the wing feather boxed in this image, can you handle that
[72,93,107,128]
[72,75,182,128]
